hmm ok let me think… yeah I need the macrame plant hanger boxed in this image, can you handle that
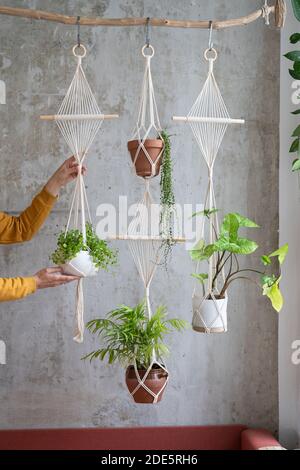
[41,19,118,343]
[173,23,244,333]
[112,27,185,402]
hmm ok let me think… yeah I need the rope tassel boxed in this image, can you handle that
[73,278,85,343]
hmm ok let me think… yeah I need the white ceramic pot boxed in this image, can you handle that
[192,295,228,333]
[61,250,99,277]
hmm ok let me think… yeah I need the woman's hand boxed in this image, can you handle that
[45,156,87,197]
[34,267,80,289]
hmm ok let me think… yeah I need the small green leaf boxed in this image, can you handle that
[284,51,300,62]
[262,277,283,313]
[290,33,300,44]
[192,208,218,218]
[289,68,300,80]
[294,61,300,73]
[261,255,271,266]
[290,138,299,153]
[292,0,300,22]
[292,125,300,137]
[291,109,300,115]
[269,244,289,265]
[292,159,300,171]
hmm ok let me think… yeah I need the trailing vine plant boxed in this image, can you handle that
[284,0,300,171]
[159,130,176,267]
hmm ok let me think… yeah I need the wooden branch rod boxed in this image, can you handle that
[0,2,286,29]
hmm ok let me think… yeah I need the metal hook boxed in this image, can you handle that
[145,17,150,47]
[208,20,214,50]
[77,16,81,47]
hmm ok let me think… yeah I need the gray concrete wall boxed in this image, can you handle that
[0,0,280,430]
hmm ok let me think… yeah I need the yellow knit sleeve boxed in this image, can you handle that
[0,277,36,301]
[0,187,57,244]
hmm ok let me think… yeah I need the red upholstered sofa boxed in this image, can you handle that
[0,425,282,450]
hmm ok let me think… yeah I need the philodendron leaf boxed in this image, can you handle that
[231,213,259,228]
[294,61,300,72]
[290,138,299,152]
[291,109,300,115]
[284,51,300,62]
[290,33,300,44]
[191,273,208,284]
[292,125,300,137]
[289,68,300,80]
[262,277,283,313]
[292,0,300,21]
[221,213,239,241]
[292,159,300,171]
[261,255,271,266]
[233,238,258,255]
[269,244,289,265]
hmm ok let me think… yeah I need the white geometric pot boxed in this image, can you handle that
[61,250,99,278]
[192,294,228,333]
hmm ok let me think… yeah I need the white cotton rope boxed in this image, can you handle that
[52,45,105,343]
[126,179,169,402]
[130,44,164,179]
[174,48,244,333]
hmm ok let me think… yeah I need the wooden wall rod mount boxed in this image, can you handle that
[0,1,286,30]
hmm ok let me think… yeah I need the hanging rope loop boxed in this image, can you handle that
[141,43,154,58]
[72,43,86,59]
[262,0,270,25]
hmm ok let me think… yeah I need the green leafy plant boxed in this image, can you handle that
[83,301,187,369]
[159,130,176,266]
[284,2,300,171]
[190,212,288,312]
[51,223,117,270]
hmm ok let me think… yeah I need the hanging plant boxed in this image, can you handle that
[190,211,288,332]
[159,130,176,267]
[83,301,187,403]
[51,223,117,277]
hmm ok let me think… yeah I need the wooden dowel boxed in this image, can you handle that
[108,235,186,242]
[0,3,286,30]
[40,114,119,121]
[173,116,245,125]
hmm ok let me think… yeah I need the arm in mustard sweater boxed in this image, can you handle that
[0,187,57,301]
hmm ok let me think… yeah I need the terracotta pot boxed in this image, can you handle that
[192,294,228,333]
[125,365,168,404]
[127,139,163,178]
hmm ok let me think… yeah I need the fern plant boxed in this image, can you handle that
[83,301,187,369]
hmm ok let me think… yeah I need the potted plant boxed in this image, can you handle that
[190,211,288,333]
[50,223,117,277]
[128,135,164,178]
[83,301,187,403]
